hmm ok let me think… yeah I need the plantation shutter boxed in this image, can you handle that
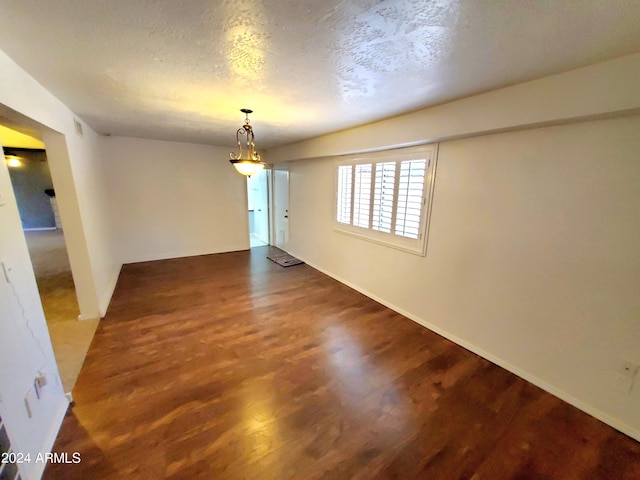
[336,165,352,224]
[353,164,372,228]
[395,159,427,239]
[372,162,396,233]
[334,144,437,256]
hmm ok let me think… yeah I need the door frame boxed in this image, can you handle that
[270,165,290,251]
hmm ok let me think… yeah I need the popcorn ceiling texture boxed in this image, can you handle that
[329,0,457,100]
[0,0,639,147]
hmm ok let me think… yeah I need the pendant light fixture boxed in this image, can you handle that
[229,108,265,177]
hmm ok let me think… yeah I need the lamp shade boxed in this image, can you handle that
[231,159,264,177]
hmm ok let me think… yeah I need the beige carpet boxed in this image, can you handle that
[24,230,99,393]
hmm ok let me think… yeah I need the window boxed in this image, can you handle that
[334,144,438,255]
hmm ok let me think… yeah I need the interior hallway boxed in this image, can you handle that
[45,247,639,479]
[249,233,268,247]
[25,230,98,392]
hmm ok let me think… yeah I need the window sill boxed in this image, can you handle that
[333,225,427,256]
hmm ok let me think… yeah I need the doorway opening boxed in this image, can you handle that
[272,167,289,251]
[247,168,270,247]
[1,123,97,394]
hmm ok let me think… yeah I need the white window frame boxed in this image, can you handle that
[334,144,438,256]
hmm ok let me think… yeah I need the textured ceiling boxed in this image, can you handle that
[0,0,639,149]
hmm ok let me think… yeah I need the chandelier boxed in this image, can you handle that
[229,108,265,177]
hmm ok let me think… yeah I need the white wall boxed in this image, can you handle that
[0,146,68,480]
[0,47,120,477]
[284,116,640,439]
[269,55,640,441]
[102,136,249,264]
[0,49,120,319]
[63,126,119,317]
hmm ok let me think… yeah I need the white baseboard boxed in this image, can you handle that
[288,250,640,443]
[76,265,122,320]
[23,227,57,231]
[121,245,250,265]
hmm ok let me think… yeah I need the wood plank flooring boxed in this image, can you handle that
[45,246,640,479]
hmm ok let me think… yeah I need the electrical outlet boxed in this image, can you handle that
[36,372,47,388]
[34,372,47,399]
[614,361,638,394]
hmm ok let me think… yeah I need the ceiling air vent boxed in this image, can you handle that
[74,118,83,137]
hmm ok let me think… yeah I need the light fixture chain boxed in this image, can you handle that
[228,108,264,177]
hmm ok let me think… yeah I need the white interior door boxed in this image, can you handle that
[273,168,289,250]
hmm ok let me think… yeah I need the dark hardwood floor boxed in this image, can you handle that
[45,246,640,479]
